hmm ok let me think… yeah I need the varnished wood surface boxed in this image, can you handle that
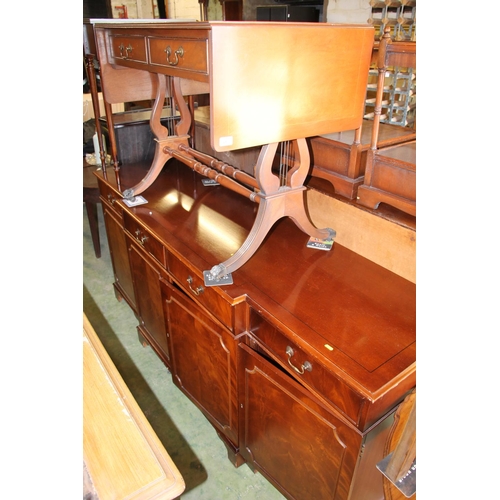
[319,120,415,148]
[208,22,374,151]
[94,21,374,151]
[94,27,208,106]
[95,163,415,409]
[382,391,416,500]
[83,313,185,500]
[377,141,416,164]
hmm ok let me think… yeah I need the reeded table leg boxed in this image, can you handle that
[208,139,335,280]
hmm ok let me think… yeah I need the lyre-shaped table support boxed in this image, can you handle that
[208,140,335,280]
[122,74,192,199]
[119,74,334,282]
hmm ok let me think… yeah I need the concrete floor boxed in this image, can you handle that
[83,202,285,500]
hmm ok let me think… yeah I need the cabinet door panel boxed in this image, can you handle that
[239,343,361,500]
[129,243,170,364]
[103,206,136,310]
[162,281,238,445]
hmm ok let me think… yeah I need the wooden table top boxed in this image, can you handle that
[83,313,185,500]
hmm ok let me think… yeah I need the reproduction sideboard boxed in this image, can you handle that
[95,161,415,500]
[91,20,416,500]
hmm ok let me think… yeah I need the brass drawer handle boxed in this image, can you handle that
[118,43,133,58]
[186,276,204,296]
[107,194,115,205]
[286,346,312,375]
[133,228,148,246]
[164,46,184,66]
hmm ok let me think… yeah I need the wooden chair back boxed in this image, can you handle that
[371,27,416,151]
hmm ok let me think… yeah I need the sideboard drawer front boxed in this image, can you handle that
[111,35,147,63]
[123,212,166,268]
[249,309,364,426]
[98,181,123,218]
[168,253,233,329]
[148,37,208,76]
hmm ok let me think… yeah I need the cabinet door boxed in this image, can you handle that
[161,280,238,446]
[239,343,362,500]
[128,242,170,366]
[103,206,136,310]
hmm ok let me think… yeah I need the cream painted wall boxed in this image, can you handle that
[165,0,201,20]
[325,0,371,24]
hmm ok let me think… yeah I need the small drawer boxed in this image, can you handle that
[98,181,123,217]
[249,308,364,427]
[148,37,208,75]
[123,212,166,268]
[168,253,233,330]
[111,35,147,63]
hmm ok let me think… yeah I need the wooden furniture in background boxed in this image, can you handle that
[193,105,260,176]
[83,160,102,258]
[95,162,415,500]
[357,28,416,216]
[307,120,415,200]
[380,390,416,500]
[83,313,185,500]
[220,0,242,20]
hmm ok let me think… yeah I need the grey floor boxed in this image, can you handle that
[83,203,285,500]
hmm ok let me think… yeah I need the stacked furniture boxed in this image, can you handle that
[356,28,416,216]
[307,119,415,200]
[367,0,417,42]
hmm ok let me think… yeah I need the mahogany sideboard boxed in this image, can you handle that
[95,162,415,500]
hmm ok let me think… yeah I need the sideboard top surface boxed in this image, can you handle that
[96,163,415,398]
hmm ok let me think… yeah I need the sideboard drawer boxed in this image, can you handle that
[123,212,166,268]
[98,180,123,218]
[148,37,208,76]
[111,35,147,63]
[249,308,364,427]
[168,253,233,330]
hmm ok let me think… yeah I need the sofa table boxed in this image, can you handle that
[92,20,374,281]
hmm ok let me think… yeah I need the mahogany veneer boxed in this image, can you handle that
[95,163,415,500]
[308,120,415,200]
[357,141,416,216]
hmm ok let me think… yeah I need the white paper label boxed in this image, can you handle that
[219,136,233,147]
